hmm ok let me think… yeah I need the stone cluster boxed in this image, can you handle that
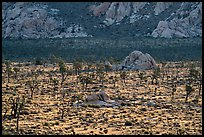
[113,50,157,71]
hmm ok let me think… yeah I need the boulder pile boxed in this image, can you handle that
[113,50,157,71]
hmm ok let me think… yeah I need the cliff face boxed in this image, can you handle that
[2,2,202,39]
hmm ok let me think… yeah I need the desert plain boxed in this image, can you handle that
[2,61,202,135]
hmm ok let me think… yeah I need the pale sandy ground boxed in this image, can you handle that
[2,61,202,135]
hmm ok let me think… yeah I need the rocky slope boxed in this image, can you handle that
[90,2,202,38]
[2,2,202,39]
[2,2,91,39]
[152,2,202,38]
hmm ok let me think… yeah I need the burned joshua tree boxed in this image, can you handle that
[78,74,93,92]
[7,95,26,134]
[26,79,38,99]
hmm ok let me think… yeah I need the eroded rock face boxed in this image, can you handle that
[89,2,111,16]
[152,2,202,38]
[114,50,157,71]
[154,2,173,15]
[2,2,91,39]
[3,2,202,39]
[90,2,175,26]
[91,2,146,26]
[90,2,202,38]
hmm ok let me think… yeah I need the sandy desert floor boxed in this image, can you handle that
[2,61,202,135]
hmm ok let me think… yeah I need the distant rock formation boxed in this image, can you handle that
[154,2,173,15]
[90,2,202,38]
[91,2,144,26]
[152,2,202,38]
[89,2,111,16]
[2,2,91,39]
[113,50,157,71]
[90,2,175,25]
[2,2,202,39]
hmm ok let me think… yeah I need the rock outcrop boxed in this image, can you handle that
[2,2,91,39]
[113,50,157,71]
[104,60,112,68]
[91,2,145,26]
[74,91,119,107]
[152,2,202,38]
[86,91,112,103]
[90,2,202,38]
[2,2,202,39]
[89,2,111,16]
[154,2,173,15]
[90,2,175,25]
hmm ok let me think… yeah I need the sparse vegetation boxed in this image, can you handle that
[2,60,202,135]
[2,35,202,135]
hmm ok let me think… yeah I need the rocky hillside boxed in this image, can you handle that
[2,2,91,39]
[2,2,202,39]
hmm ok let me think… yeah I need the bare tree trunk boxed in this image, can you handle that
[16,107,20,134]
[198,83,201,96]
[61,109,64,119]
[31,88,34,99]
[7,72,10,83]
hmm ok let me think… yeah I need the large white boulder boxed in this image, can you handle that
[114,50,157,71]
